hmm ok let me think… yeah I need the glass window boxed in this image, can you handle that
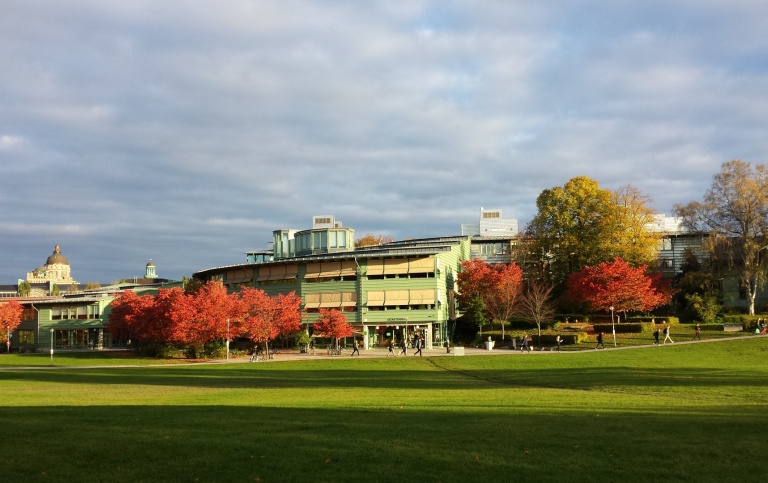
[338,233,346,248]
[329,231,337,248]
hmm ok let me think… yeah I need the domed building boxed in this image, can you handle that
[26,245,77,285]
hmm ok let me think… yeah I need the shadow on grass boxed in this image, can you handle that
[1,404,766,483]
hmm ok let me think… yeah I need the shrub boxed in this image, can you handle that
[531,333,588,345]
[592,323,652,334]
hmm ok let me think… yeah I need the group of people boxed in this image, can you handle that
[652,325,676,345]
[386,334,426,356]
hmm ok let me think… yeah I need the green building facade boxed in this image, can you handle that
[195,233,476,350]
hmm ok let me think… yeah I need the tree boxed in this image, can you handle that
[50,283,60,296]
[675,160,768,315]
[566,257,675,318]
[312,309,353,349]
[0,300,24,349]
[355,233,394,248]
[519,281,557,345]
[238,288,303,357]
[528,177,660,286]
[17,281,31,297]
[85,281,101,290]
[456,259,524,340]
[171,281,239,351]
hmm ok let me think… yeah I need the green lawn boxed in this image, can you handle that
[2,338,767,482]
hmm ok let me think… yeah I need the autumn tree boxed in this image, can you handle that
[566,257,674,319]
[519,281,557,345]
[312,309,354,349]
[238,288,303,357]
[0,300,24,349]
[171,281,240,353]
[675,160,768,315]
[528,176,660,286]
[457,259,524,340]
[355,233,394,247]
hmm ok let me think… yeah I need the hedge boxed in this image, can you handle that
[592,323,653,334]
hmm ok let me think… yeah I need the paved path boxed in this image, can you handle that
[1,335,763,370]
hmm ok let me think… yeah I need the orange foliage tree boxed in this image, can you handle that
[565,257,675,319]
[107,281,303,358]
[238,287,303,356]
[0,300,24,348]
[355,233,394,247]
[312,309,354,349]
[457,259,524,340]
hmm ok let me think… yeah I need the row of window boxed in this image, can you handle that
[50,305,101,320]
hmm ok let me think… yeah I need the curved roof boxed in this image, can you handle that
[46,245,69,266]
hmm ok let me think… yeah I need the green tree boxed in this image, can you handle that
[50,283,60,296]
[528,176,660,287]
[17,281,31,297]
[675,160,768,315]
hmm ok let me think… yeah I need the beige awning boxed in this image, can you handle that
[366,260,384,276]
[341,292,357,305]
[319,261,342,278]
[284,265,298,279]
[384,258,409,275]
[304,262,322,279]
[340,261,357,277]
[410,289,436,305]
[385,290,409,305]
[367,291,384,306]
[304,292,321,308]
[319,292,342,308]
[256,267,271,281]
[408,257,434,274]
[267,265,287,280]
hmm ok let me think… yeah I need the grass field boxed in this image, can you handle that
[2,338,767,482]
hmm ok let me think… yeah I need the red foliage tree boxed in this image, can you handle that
[566,257,675,317]
[171,281,240,347]
[457,259,524,339]
[238,288,303,355]
[107,291,155,344]
[312,309,353,348]
[0,300,24,348]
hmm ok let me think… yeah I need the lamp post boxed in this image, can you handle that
[226,318,230,362]
[50,328,54,366]
[6,325,9,354]
[610,306,616,347]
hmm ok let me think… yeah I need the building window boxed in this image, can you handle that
[18,330,34,344]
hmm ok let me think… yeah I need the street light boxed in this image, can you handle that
[610,306,616,347]
[6,325,9,354]
[50,328,54,366]
[226,318,230,362]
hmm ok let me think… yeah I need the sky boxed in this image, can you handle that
[2,1,768,284]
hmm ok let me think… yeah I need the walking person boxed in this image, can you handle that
[413,335,422,356]
[309,339,315,355]
[663,325,674,344]
[520,334,531,353]
[693,323,702,341]
[351,339,360,356]
[653,329,660,345]
[595,331,605,349]
[399,339,407,356]
[555,335,562,353]
[387,340,395,356]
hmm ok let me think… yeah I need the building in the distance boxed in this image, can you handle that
[26,245,78,286]
[461,208,518,237]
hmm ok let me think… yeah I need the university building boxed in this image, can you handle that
[194,215,518,349]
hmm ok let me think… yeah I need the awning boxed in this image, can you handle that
[384,259,408,275]
[304,293,321,308]
[366,260,384,276]
[367,291,384,306]
[385,290,409,305]
[408,257,434,274]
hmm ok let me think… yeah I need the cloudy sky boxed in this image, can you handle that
[2,1,767,284]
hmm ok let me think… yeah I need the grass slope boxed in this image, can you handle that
[1,339,767,482]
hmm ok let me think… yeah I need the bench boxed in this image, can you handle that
[723,324,743,332]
